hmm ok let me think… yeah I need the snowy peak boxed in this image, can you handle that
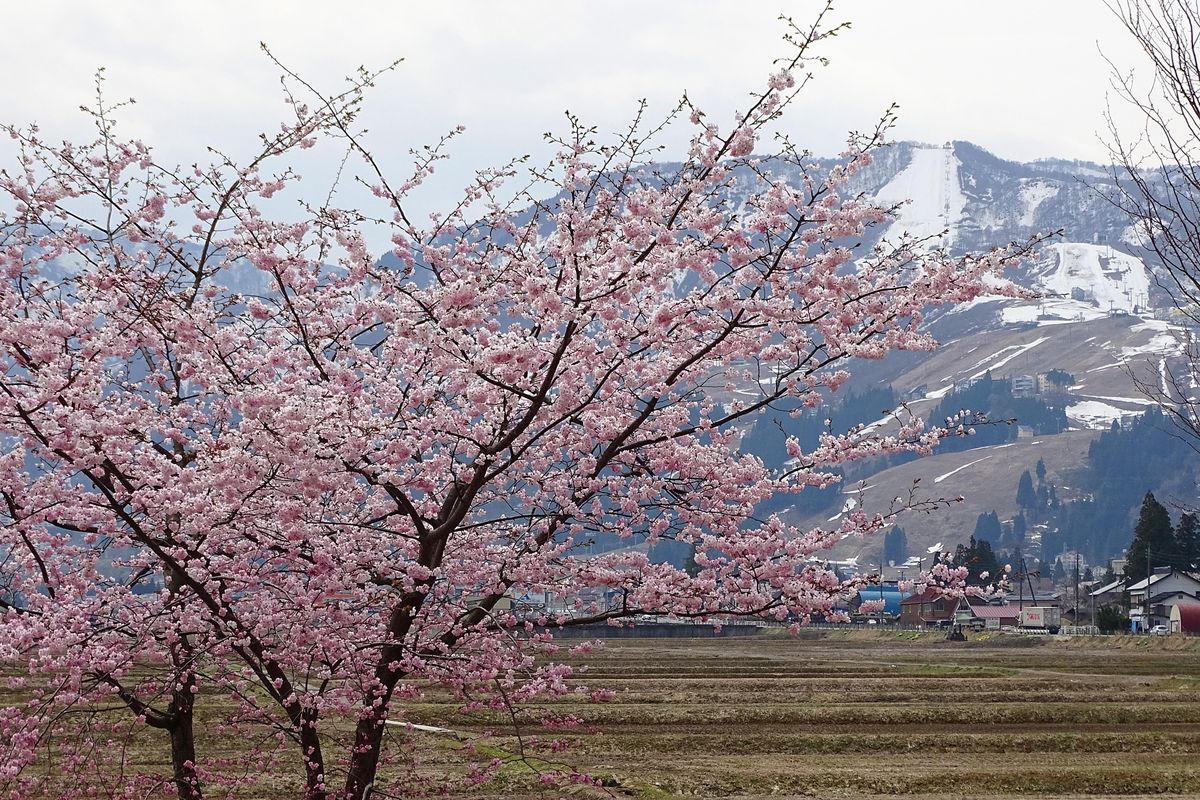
[873,144,966,246]
[852,141,1127,262]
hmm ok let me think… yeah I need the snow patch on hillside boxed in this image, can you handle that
[828,495,858,523]
[1085,363,1121,375]
[1000,300,1088,325]
[966,336,1049,379]
[995,243,1154,327]
[874,145,966,245]
[1067,400,1142,429]
[1078,393,1157,406]
[1121,224,1149,248]
[1121,319,1184,358]
[1018,181,1059,226]
[933,455,992,484]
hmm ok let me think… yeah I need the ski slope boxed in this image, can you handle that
[874,145,966,245]
[1036,243,1150,315]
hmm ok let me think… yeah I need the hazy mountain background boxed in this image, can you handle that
[730,141,1197,576]
[34,139,1193,577]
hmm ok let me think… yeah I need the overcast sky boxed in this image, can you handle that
[0,1,1151,218]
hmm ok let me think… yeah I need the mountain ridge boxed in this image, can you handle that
[737,140,1199,571]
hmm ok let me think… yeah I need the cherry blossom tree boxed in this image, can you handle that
[0,8,1035,799]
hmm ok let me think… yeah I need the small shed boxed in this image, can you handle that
[969,604,1022,630]
[1171,603,1200,634]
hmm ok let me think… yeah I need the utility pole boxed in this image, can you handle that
[1074,553,1080,631]
[1017,553,1025,612]
[1144,543,1152,634]
[1018,554,1038,609]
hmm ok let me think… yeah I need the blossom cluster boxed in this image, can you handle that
[0,28,1037,800]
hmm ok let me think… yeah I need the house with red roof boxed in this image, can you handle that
[898,589,979,627]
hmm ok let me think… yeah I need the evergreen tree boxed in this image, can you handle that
[1124,492,1175,581]
[1017,470,1037,510]
[953,536,1001,585]
[1037,483,1050,511]
[1175,512,1200,573]
[1102,563,1117,585]
[1083,565,1095,582]
[1036,458,1047,483]
[1012,512,1027,544]
[1096,604,1129,634]
[922,372,1067,456]
[1041,528,1062,561]
[1045,368,1075,387]
[883,525,908,566]
[1053,558,1066,582]
[972,511,1003,545]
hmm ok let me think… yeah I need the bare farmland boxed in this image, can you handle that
[6,630,1200,798]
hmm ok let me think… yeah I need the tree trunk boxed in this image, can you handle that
[344,544,443,797]
[169,692,203,800]
[164,563,204,800]
[342,597,419,799]
[342,677,397,799]
[299,711,332,800]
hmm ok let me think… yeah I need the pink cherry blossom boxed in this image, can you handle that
[0,19,1040,800]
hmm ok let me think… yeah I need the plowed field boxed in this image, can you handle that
[7,629,1200,798]
[409,630,1200,799]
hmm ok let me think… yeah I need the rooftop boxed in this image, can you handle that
[970,605,1022,619]
[1089,578,1125,597]
[1127,569,1200,593]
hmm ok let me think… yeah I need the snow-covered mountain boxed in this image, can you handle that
[845,140,1132,253]
[872,145,967,245]
[752,142,1200,565]
[761,140,1179,426]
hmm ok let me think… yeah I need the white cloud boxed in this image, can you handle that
[0,1,1149,218]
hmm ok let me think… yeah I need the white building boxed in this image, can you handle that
[1127,568,1200,631]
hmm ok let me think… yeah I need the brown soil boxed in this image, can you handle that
[6,630,1200,798]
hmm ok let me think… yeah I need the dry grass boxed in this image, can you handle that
[5,630,1200,798]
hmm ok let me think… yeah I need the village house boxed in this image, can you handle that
[1088,577,1126,619]
[1003,587,1062,608]
[898,590,982,627]
[1127,567,1200,631]
[899,588,957,627]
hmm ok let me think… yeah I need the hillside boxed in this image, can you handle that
[742,142,1199,569]
[812,431,1100,567]
[35,138,1195,571]
[882,314,1173,428]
